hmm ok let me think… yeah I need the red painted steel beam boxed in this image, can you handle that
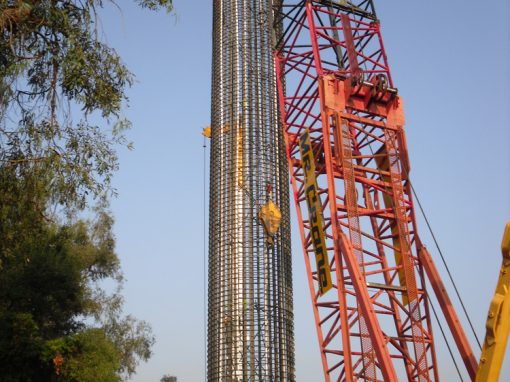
[419,245,479,379]
[338,232,399,381]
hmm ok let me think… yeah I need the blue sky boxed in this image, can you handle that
[100,1,510,380]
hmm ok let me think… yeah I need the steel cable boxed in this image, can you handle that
[364,138,470,376]
[407,179,482,350]
[429,297,465,381]
[365,136,482,351]
[203,133,207,381]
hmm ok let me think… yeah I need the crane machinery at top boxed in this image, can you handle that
[206,0,508,381]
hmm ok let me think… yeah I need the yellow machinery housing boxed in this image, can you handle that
[476,221,510,381]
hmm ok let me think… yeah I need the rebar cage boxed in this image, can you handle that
[207,1,295,380]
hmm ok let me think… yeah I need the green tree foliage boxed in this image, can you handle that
[0,169,155,380]
[0,0,173,209]
[43,329,121,382]
[0,0,173,380]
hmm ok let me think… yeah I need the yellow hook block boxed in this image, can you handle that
[258,200,282,246]
[202,126,211,138]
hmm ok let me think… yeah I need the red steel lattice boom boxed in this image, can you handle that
[273,1,460,380]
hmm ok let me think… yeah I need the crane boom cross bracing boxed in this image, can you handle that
[273,1,476,380]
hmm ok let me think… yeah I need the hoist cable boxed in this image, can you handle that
[367,130,482,351]
[364,132,481,367]
[203,133,207,381]
[429,297,465,381]
[407,180,482,350]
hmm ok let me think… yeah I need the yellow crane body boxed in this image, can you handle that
[476,221,510,381]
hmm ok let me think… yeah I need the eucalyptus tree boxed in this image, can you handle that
[0,1,173,380]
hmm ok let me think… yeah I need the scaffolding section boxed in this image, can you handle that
[207,1,294,380]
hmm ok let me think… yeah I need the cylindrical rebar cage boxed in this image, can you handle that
[208,0,294,381]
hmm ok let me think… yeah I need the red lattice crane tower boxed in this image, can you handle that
[273,1,478,381]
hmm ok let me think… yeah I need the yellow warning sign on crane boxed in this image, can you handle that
[299,129,332,296]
